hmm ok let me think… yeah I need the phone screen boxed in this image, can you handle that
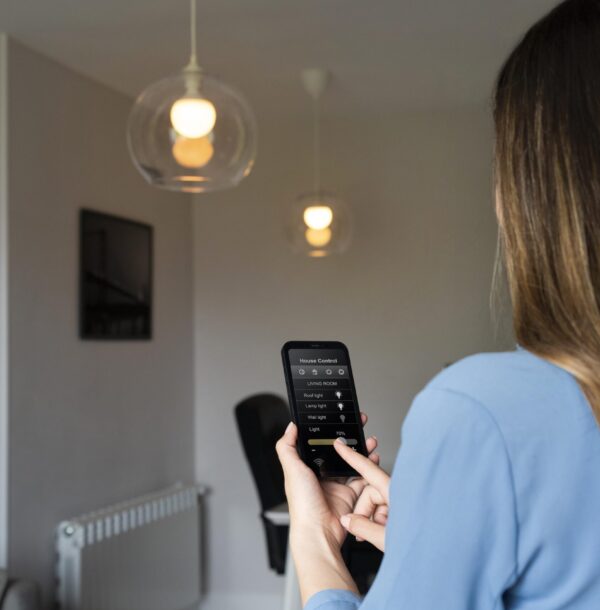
[281,341,368,477]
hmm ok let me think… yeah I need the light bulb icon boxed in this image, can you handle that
[338,403,344,410]
[335,391,342,399]
[340,414,346,423]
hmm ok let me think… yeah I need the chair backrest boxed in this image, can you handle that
[234,393,290,511]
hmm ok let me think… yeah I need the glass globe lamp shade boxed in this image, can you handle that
[127,70,257,193]
[287,193,352,257]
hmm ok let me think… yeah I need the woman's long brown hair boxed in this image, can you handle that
[494,0,600,416]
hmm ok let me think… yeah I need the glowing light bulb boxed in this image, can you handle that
[172,136,214,168]
[305,227,332,248]
[303,205,333,230]
[170,97,216,138]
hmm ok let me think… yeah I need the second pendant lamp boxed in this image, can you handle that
[287,69,352,258]
[127,0,257,193]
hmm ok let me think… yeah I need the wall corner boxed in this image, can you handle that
[0,31,10,570]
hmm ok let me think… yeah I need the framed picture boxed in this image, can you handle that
[79,209,153,340]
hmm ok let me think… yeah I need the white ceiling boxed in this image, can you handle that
[1,0,557,116]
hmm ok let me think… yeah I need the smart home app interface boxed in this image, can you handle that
[288,348,363,473]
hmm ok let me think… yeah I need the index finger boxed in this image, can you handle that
[334,438,390,500]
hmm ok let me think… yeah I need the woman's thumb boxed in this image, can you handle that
[340,514,385,552]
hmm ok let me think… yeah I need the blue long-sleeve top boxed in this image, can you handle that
[305,349,600,610]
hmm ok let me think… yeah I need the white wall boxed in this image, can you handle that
[192,106,511,610]
[7,40,195,605]
[0,32,9,570]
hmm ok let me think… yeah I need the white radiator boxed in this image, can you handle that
[56,483,205,610]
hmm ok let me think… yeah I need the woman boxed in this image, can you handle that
[276,0,600,608]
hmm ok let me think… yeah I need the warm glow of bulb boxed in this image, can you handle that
[303,205,333,230]
[305,227,332,248]
[172,136,214,168]
[170,97,216,138]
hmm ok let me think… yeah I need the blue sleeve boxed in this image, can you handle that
[306,386,518,610]
[304,589,361,610]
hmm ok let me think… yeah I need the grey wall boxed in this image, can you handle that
[0,33,8,570]
[7,40,195,606]
[192,106,512,609]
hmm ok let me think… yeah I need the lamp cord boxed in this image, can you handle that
[313,97,321,197]
[189,0,198,69]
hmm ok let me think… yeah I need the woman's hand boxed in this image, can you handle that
[333,438,390,552]
[275,415,381,602]
[275,414,379,548]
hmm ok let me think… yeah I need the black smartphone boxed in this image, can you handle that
[281,340,368,478]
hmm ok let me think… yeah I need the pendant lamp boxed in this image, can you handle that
[127,0,257,193]
[287,69,352,257]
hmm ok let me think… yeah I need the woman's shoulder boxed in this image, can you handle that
[418,348,588,430]
[429,348,569,394]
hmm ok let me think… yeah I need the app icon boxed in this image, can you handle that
[311,368,318,376]
[298,368,306,375]
[325,368,332,375]
[338,368,345,375]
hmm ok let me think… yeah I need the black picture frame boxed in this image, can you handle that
[79,209,153,340]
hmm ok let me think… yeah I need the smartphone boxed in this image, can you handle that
[281,340,368,478]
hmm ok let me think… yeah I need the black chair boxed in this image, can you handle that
[235,393,290,574]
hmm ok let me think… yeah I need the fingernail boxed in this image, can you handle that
[335,437,347,446]
[372,436,378,441]
[286,421,294,432]
[340,514,351,528]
